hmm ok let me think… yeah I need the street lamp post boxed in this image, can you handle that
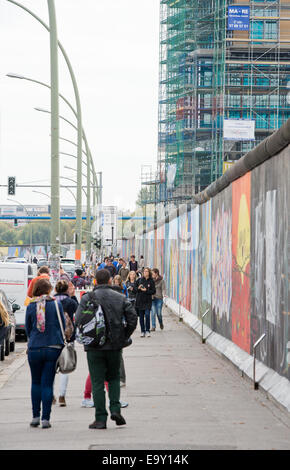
[6,0,83,264]
[47,0,60,259]
[35,107,93,259]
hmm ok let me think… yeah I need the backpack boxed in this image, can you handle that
[75,292,107,347]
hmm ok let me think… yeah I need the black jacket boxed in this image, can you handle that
[125,280,138,300]
[54,293,78,342]
[135,277,156,310]
[75,284,137,351]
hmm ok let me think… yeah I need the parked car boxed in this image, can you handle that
[0,263,34,338]
[37,258,49,269]
[6,258,27,263]
[0,289,19,361]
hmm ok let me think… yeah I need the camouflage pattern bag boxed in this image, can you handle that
[75,292,107,347]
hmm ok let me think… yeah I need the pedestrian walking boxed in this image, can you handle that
[112,275,128,298]
[135,267,156,337]
[25,278,66,429]
[59,265,71,283]
[128,255,138,272]
[81,373,128,409]
[151,268,166,331]
[75,269,137,429]
[72,268,90,289]
[118,259,129,283]
[104,259,117,278]
[26,266,50,300]
[110,277,128,388]
[0,300,10,357]
[125,271,138,308]
[54,279,78,407]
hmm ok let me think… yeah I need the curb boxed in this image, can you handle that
[0,348,27,390]
[164,298,290,414]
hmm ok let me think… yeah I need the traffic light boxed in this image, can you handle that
[14,219,18,227]
[94,237,101,249]
[8,177,16,195]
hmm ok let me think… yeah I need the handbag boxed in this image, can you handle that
[55,300,77,374]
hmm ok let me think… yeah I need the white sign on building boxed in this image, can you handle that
[224,119,255,141]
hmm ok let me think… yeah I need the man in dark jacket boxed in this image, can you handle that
[75,269,137,430]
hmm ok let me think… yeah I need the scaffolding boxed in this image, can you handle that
[141,0,290,207]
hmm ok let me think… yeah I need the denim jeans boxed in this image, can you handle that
[28,347,61,421]
[137,308,151,333]
[151,298,163,328]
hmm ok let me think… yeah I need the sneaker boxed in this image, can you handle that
[120,400,129,408]
[30,417,40,427]
[81,398,94,408]
[59,396,66,407]
[140,332,145,337]
[42,420,51,429]
[145,331,151,337]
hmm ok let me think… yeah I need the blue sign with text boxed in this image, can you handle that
[228,6,250,31]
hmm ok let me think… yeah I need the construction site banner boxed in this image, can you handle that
[224,119,255,141]
[227,6,250,31]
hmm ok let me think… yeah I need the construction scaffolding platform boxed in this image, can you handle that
[140,0,290,207]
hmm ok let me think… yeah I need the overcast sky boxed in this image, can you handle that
[0,0,159,212]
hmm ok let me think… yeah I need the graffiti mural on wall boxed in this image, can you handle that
[251,149,290,378]
[190,206,199,318]
[168,217,179,303]
[178,210,191,311]
[199,200,212,323]
[232,173,251,353]
[211,188,232,339]
[120,142,289,381]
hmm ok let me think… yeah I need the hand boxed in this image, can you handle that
[68,282,75,297]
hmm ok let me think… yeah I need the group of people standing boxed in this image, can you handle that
[98,255,166,337]
[18,254,166,430]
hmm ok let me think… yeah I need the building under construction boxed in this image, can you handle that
[141,0,290,207]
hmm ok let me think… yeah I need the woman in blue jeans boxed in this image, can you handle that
[25,278,65,429]
[151,268,166,331]
[135,268,156,337]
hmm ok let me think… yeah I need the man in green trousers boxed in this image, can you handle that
[75,269,137,429]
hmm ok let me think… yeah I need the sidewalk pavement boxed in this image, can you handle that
[1,306,290,450]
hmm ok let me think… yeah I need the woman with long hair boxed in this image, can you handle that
[54,279,78,407]
[125,271,138,308]
[25,278,66,429]
[111,275,128,298]
[135,267,156,337]
[0,301,10,358]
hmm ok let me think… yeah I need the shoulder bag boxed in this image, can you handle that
[55,300,77,374]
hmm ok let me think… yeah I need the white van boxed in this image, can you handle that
[0,263,34,337]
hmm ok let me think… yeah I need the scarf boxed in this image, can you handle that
[30,295,55,332]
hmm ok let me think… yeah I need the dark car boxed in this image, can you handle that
[0,289,20,361]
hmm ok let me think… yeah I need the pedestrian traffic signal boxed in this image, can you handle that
[8,176,16,195]
[94,237,101,249]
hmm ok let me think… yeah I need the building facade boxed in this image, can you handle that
[142,0,290,208]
